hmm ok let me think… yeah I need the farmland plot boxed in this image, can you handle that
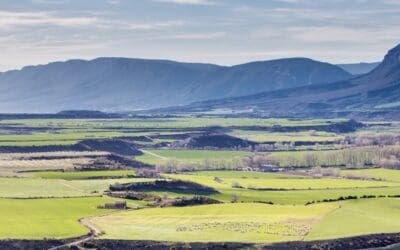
[90,202,338,243]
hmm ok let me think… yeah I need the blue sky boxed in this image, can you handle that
[0,0,399,71]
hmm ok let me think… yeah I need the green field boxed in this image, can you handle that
[66,178,157,193]
[165,171,400,190]
[153,171,400,204]
[342,168,400,182]
[229,130,343,143]
[0,117,344,130]
[136,149,251,165]
[0,178,86,198]
[90,202,338,243]
[89,199,400,243]
[307,198,400,240]
[0,177,154,198]
[34,170,137,180]
[0,197,115,239]
[0,117,399,245]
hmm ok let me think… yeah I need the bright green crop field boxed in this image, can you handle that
[151,171,400,204]
[228,130,343,143]
[164,172,400,190]
[90,199,400,243]
[0,197,115,239]
[306,198,400,240]
[136,149,251,165]
[0,117,399,246]
[90,202,338,243]
[341,168,400,182]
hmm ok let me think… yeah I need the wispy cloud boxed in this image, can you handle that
[31,0,70,4]
[154,0,215,6]
[0,11,186,31]
[0,11,99,29]
[154,31,225,40]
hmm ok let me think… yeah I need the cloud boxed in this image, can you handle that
[31,0,70,4]
[154,0,215,5]
[0,11,99,29]
[0,11,186,31]
[288,25,400,44]
[154,31,225,40]
[122,20,185,30]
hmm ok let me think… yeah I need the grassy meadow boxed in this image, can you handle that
[90,202,338,243]
[136,149,251,165]
[0,197,115,239]
[0,117,400,246]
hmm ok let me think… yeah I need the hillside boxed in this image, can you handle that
[166,44,400,118]
[0,58,350,113]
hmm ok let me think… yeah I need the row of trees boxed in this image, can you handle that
[271,145,400,169]
[153,144,400,172]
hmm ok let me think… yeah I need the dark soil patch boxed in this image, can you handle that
[81,240,253,250]
[3,232,400,249]
[171,133,256,149]
[232,119,363,133]
[77,139,142,156]
[0,139,143,156]
[0,239,66,250]
[109,180,218,194]
[77,154,152,171]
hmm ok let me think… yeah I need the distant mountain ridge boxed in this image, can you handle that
[166,43,400,118]
[337,62,380,75]
[0,57,351,113]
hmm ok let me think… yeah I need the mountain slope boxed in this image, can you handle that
[170,43,400,117]
[337,62,380,75]
[185,58,351,101]
[0,57,351,113]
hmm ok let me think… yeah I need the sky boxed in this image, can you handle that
[0,0,399,71]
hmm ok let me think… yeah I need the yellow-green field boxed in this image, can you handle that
[89,199,400,243]
[0,197,115,239]
[229,130,343,143]
[341,168,400,182]
[0,177,156,198]
[90,202,338,243]
[0,117,399,245]
[165,172,400,190]
[136,149,251,165]
[33,170,137,180]
[306,198,400,240]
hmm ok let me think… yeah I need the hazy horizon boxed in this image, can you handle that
[1,0,399,71]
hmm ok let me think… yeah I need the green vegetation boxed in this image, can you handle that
[307,199,400,240]
[342,168,400,182]
[34,170,136,180]
[0,177,153,197]
[165,172,400,190]
[0,178,86,198]
[0,116,399,245]
[90,202,338,243]
[229,130,343,143]
[0,197,115,239]
[136,149,251,165]
[157,171,400,205]
[269,147,380,167]
[66,178,156,193]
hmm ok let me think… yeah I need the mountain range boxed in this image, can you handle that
[0,43,398,117]
[166,43,400,118]
[0,57,351,113]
